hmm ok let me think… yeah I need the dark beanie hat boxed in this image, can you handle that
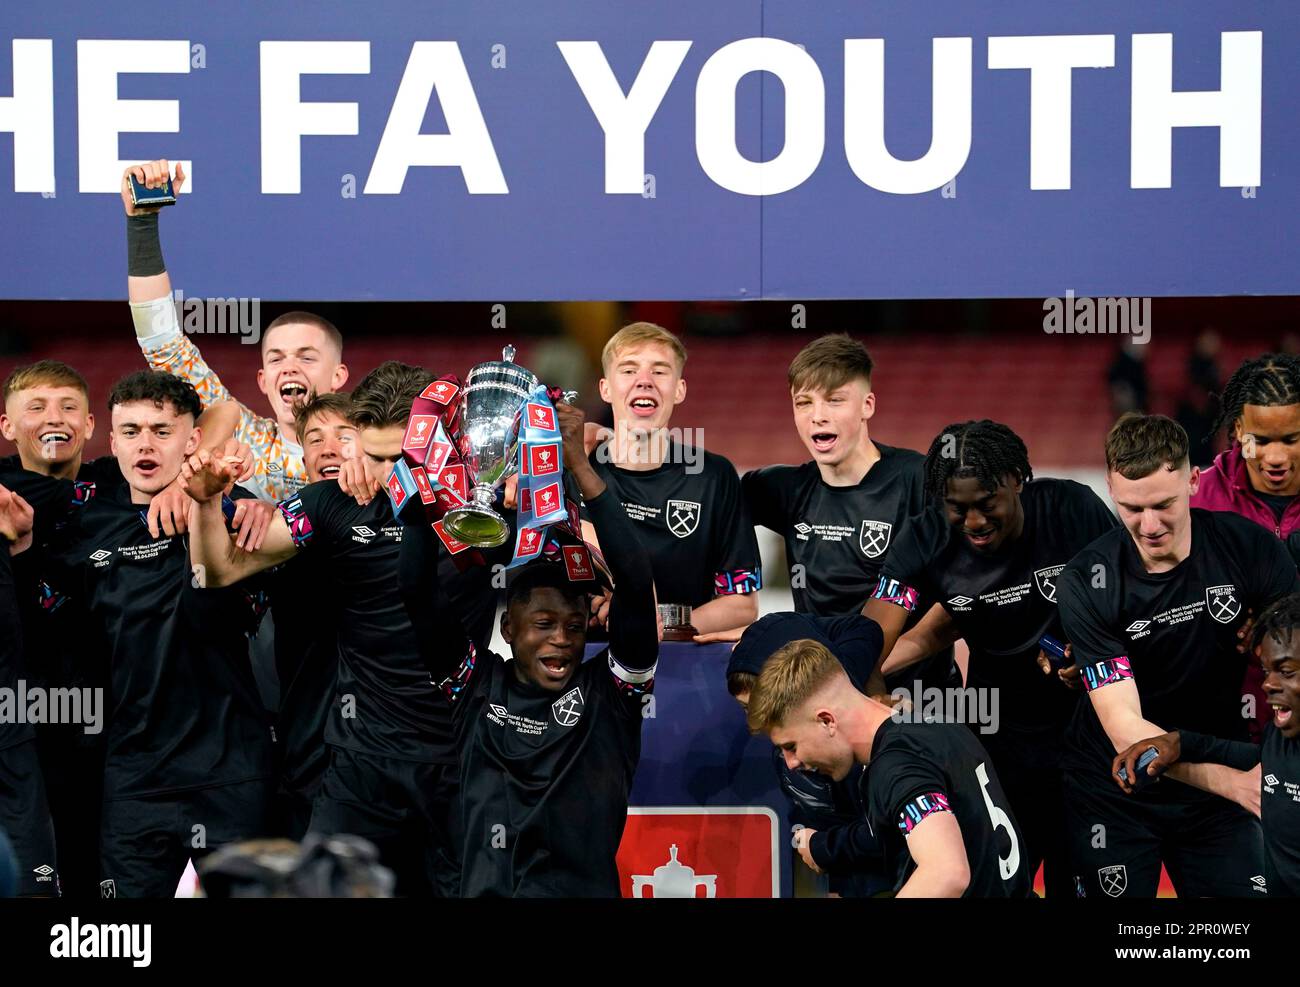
[727,611,838,679]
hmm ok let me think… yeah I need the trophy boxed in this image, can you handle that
[657,604,699,642]
[442,345,575,549]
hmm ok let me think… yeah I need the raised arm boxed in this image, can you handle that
[180,449,297,586]
[123,160,252,422]
[559,404,657,675]
[123,159,181,305]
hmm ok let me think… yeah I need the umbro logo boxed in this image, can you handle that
[33,864,54,881]
[1126,620,1150,634]
[1251,875,1268,893]
[948,595,973,607]
[794,522,812,535]
[89,549,112,562]
[1266,774,1279,786]
[351,525,376,543]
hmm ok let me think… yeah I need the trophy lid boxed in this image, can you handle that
[502,344,516,363]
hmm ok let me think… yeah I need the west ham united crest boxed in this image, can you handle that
[666,500,701,539]
[1206,584,1241,624]
[552,687,585,727]
[859,520,892,558]
[1098,864,1127,897]
[1034,565,1064,603]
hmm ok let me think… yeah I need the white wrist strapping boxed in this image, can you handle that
[130,294,180,347]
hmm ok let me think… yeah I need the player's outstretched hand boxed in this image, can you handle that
[0,483,34,555]
[1112,732,1180,795]
[148,479,193,539]
[1036,642,1082,690]
[179,448,236,505]
[121,159,186,216]
[211,437,255,483]
[231,500,276,552]
[794,827,822,875]
[693,627,745,645]
[336,455,378,506]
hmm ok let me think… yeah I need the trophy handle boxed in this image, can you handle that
[560,390,578,405]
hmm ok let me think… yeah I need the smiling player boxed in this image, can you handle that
[123,159,349,502]
[862,420,1119,896]
[396,399,659,896]
[180,362,501,895]
[1112,592,1300,896]
[1057,413,1295,897]
[584,322,760,637]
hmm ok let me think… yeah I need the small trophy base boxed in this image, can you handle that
[661,625,700,643]
[442,504,511,549]
[658,604,698,643]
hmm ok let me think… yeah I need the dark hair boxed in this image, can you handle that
[293,391,353,439]
[727,671,757,698]
[787,334,874,395]
[107,370,201,420]
[349,361,435,430]
[263,311,344,357]
[923,420,1033,502]
[1211,353,1300,437]
[506,563,589,613]
[1252,593,1300,653]
[3,360,89,402]
[1104,413,1189,479]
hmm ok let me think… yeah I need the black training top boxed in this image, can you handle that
[865,717,1032,898]
[587,442,761,607]
[1058,509,1299,797]
[402,486,659,897]
[879,478,1118,738]
[45,481,272,799]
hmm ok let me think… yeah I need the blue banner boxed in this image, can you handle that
[0,2,1295,300]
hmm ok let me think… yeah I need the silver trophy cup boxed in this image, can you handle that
[442,345,540,548]
[442,346,577,550]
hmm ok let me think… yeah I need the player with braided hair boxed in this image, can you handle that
[1198,352,1300,543]
[863,419,1117,896]
[1194,353,1300,743]
[920,419,1033,505]
[1113,590,1300,896]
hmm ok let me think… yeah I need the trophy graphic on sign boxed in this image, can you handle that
[442,345,576,548]
[630,844,717,898]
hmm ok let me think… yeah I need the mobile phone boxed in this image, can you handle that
[128,173,176,208]
[1117,745,1163,791]
[1039,633,1070,667]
